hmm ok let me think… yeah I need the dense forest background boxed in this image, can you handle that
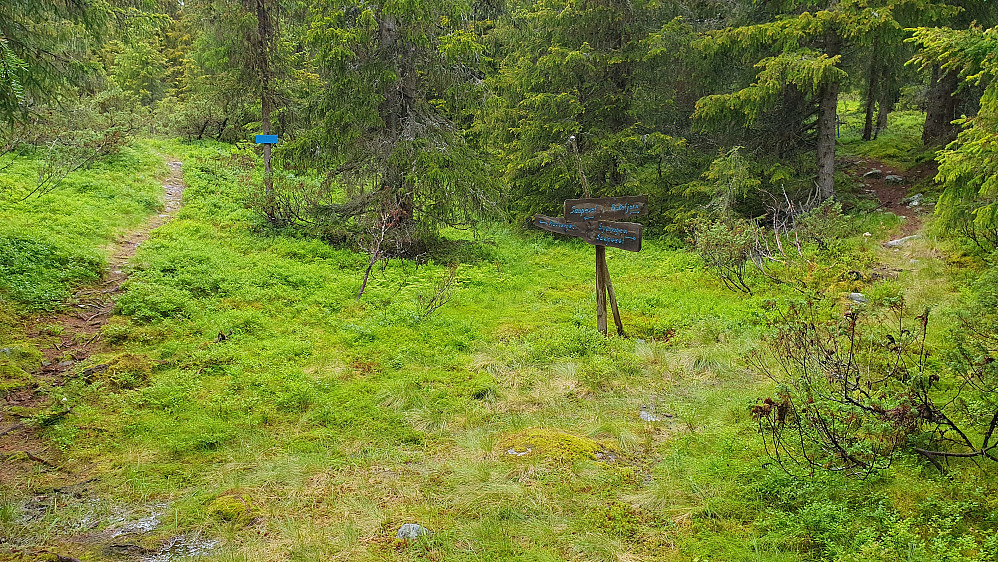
[4,0,996,243]
[4,0,998,560]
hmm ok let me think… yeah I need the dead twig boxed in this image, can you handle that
[0,423,25,437]
[23,450,57,468]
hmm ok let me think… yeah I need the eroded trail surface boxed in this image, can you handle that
[841,156,938,235]
[1,159,185,523]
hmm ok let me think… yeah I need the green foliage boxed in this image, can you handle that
[0,0,110,122]
[0,233,103,309]
[0,143,163,309]
[693,10,846,126]
[487,2,697,223]
[912,25,998,247]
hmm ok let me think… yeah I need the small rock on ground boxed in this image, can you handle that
[863,169,883,178]
[886,235,920,248]
[885,174,904,183]
[848,293,869,304]
[397,523,430,540]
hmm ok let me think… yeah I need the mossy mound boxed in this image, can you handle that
[209,491,259,524]
[0,344,43,371]
[83,352,155,390]
[0,362,35,393]
[499,427,608,464]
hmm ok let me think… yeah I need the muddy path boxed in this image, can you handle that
[839,156,938,236]
[0,159,185,497]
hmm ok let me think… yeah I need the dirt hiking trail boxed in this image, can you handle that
[1,159,186,495]
[840,156,938,236]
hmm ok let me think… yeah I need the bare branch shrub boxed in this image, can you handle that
[691,218,760,295]
[751,298,998,476]
[416,263,459,320]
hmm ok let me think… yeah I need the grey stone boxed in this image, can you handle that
[885,174,904,183]
[848,293,869,304]
[863,169,883,178]
[886,235,920,248]
[57,360,75,368]
[904,193,923,207]
[0,347,13,356]
[639,406,660,422]
[396,523,430,540]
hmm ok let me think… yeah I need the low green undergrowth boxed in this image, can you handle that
[5,140,996,561]
[836,97,936,169]
[0,143,165,310]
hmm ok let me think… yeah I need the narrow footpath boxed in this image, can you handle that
[0,158,186,491]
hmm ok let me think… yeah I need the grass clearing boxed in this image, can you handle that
[2,140,997,560]
[836,97,937,170]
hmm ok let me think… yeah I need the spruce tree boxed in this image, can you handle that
[913,24,998,246]
[299,0,494,251]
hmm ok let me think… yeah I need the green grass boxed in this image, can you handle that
[836,97,937,170]
[3,140,997,561]
[0,143,166,310]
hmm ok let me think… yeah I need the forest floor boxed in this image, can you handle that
[0,156,195,561]
[1,140,995,562]
[841,155,938,236]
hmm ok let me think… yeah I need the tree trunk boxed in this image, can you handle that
[922,65,959,145]
[874,87,894,140]
[862,41,880,142]
[375,11,419,252]
[256,0,274,211]
[816,79,839,201]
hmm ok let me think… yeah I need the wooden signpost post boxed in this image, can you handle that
[533,195,648,336]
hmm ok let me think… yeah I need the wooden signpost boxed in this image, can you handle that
[533,195,648,336]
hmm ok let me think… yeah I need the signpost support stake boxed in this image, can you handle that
[600,254,625,336]
[596,245,609,335]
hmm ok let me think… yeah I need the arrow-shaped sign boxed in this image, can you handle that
[564,195,648,223]
[534,214,642,252]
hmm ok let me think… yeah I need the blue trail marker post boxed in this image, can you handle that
[533,195,648,336]
[255,135,278,214]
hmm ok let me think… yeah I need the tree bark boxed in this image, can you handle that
[862,40,880,142]
[257,0,274,205]
[874,89,892,140]
[816,79,839,201]
[922,65,960,145]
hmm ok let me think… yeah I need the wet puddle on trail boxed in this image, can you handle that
[12,485,219,560]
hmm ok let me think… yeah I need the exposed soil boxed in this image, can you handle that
[840,156,938,236]
[0,160,185,527]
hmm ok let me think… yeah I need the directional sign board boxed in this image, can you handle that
[533,194,648,336]
[534,214,642,252]
[255,134,279,144]
[564,195,648,223]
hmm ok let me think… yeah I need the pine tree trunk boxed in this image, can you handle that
[817,80,839,201]
[862,41,880,142]
[922,65,959,145]
[874,87,893,139]
[252,0,276,218]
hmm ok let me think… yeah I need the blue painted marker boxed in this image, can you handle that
[255,134,279,144]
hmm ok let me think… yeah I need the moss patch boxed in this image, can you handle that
[209,491,259,524]
[0,362,34,393]
[83,352,155,390]
[500,427,607,464]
